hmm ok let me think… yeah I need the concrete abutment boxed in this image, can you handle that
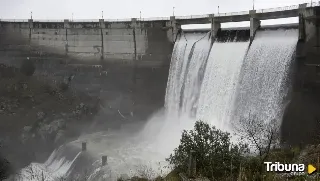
[249,10,261,43]
[281,5,320,146]
[209,14,221,41]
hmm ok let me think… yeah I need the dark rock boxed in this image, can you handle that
[20,57,35,76]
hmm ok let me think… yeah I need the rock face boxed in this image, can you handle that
[73,103,88,119]
[38,119,66,140]
[296,144,320,165]
[0,64,18,78]
[21,117,68,146]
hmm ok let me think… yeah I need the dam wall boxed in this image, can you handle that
[281,6,320,146]
[0,19,175,123]
[0,19,174,67]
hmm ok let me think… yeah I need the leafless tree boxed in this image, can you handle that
[136,164,157,180]
[234,114,280,167]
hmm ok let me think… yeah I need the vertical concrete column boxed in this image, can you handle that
[63,19,70,29]
[131,18,137,62]
[82,142,87,151]
[64,19,69,59]
[131,18,137,59]
[102,155,107,166]
[99,19,105,60]
[28,19,33,46]
[28,19,34,29]
[170,16,178,43]
[209,14,221,41]
[99,19,105,28]
[298,13,306,41]
[249,10,260,42]
[300,5,318,46]
[298,3,308,41]
[131,18,138,85]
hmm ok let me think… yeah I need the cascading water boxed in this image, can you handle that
[12,145,82,181]
[146,31,212,159]
[233,28,298,124]
[165,32,211,117]
[197,33,250,130]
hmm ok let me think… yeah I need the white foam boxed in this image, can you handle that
[233,29,298,123]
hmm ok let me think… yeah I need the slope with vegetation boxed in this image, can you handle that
[125,119,320,181]
[0,59,101,177]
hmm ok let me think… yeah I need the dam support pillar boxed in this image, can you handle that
[131,18,137,63]
[249,10,260,42]
[63,20,70,61]
[28,19,33,45]
[99,19,105,60]
[209,14,221,41]
[102,155,107,166]
[170,16,179,43]
[82,142,87,151]
[281,5,320,146]
[298,3,308,40]
[131,18,138,85]
[63,19,70,29]
[28,19,33,29]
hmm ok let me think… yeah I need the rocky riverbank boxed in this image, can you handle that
[0,63,101,170]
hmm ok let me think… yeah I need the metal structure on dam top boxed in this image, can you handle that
[1,1,320,23]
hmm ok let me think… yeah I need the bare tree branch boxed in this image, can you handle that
[234,114,280,172]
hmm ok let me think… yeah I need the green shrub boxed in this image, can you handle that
[166,120,248,180]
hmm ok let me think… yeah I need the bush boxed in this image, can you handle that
[166,120,248,180]
[20,58,35,76]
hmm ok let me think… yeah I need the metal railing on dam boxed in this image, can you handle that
[0,1,319,23]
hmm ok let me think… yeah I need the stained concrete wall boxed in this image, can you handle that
[0,20,174,67]
[281,6,320,146]
[0,20,174,123]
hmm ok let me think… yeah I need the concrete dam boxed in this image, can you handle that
[2,2,320,180]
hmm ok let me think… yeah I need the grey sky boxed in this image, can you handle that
[0,0,311,19]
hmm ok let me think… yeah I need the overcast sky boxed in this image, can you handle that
[0,0,312,19]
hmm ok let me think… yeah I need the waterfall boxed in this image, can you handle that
[12,145,82,181]
[233,29,298,124]
[197,37,250,130]
[165,32,211,118]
